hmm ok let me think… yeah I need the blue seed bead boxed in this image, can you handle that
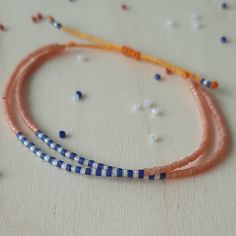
[221,36,227,43]
[75,90,82,99]
[221,2,228,9]
[154,73,161,81]
[59,130,66,139]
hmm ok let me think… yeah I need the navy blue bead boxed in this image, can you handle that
[221,36,227,43]
[35,130,41,137]
[66,164,72,172]
[49,157,55,164]
[40,153,46,160]
[200,78,205,85]
[57,160,63,168]
[33,147,40,154]
[78,157,85,164]
[160,172,166,180]
[69,152,77,160]
[88,160,95,167]
[59,131,66,139]
[138,169,144,179]
[16,132,23,138]
[154,73,161,81]
[221,2,228,9]
[27,142,34,148]
[41,134,48,141]
[127,170,133,178]
[75,166,81,173]
[21,137,27,143]
[149,175,155,180]
[117,168,123,177]
[96,168,102,176]
[47,140,53,147]
[85,168,92,175]
[106,167,112,177]
[54,144,61,151]
[97,163,104,169]
[60,149,67,156]
[76,91,82,99]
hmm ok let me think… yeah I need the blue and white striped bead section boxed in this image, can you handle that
[200,78,211,88]
[17,132,158,179]
[35,130,131,175]
[49,17,62,30]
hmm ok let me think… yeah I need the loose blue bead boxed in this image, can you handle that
[221,36,227,43]
[75,90,82,99]
[154,73,161,81]
[221,2,228,9]
[59,131,66,139]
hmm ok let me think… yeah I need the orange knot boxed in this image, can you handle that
[121,46,141,60]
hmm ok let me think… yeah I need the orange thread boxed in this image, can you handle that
[121,46,141,60]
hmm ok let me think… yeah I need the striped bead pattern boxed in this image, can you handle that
[16,132,165,179]
[49,17,62,30]
[200,78,212,88]
[35,130,152,179]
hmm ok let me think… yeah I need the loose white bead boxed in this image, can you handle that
[149,132,159,143]
[192,21,203,30]
[151,108,160,116]
[190,13,201,21]
[132,104,141,112]
[143,99,152,108]
[77,55,88,62]
[166,19,177,28]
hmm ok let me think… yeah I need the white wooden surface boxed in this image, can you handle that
[0,0,236,235]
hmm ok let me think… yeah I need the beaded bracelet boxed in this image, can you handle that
[2,17,228,180]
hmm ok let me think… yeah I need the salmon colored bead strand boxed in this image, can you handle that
[2,17,229,180]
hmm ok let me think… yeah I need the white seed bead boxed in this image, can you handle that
[132,104,141,112]
[77,55,88,62]
[166,19,176,28]
[149,133,159,143]
[143,99,152,108]
[191,13,201,21]
[151,108,160,116]
[192,21,203,30]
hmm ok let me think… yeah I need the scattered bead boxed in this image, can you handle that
[166,19,177,28]
[221,36,227,43]
[77,55,88,62]
[32,16,38,23]
[151,108,160,116]
[221,2,228,9]
[132,104,141,112]
[0,24,4,32]
[121,3,128,10]
[31,13,44,23]
[75,90,83,101]
[154,73,161,81]
[37,13,43,20]
[149,132,159,143]
[59,131,66,139]
[192,21,203,30]
[144,99,152,108]
[191,13,201,21]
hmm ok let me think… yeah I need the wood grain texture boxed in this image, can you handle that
[0,0,235,235]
